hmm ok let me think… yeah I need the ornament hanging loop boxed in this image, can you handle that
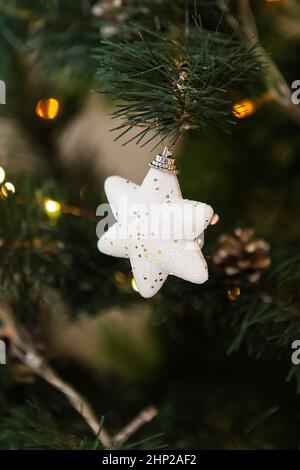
[154,118,181,172]
[150,146,180,175]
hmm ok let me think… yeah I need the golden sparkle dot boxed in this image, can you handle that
[44,198,61,217]
[233,99,256,119]
[131,277,139,292]
[227,287,241,301]
[36,98,60,120]
[0,167,5,184]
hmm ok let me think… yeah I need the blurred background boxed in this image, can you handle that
[1,0,300,450]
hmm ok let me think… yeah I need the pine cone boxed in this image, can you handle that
[212,228,271,284]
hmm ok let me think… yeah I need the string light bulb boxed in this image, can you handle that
[0,181,16,197]
[4,182,15,193]
[0,186,7,198]
[36,98,60,120]
[233,99,256,119]
[1,181,16,197]
[0,167,5,184]
[131,277,139,292]
[227,287,241,301]
[43,198,61,217]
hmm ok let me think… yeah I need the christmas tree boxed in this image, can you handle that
[1,0,300,450]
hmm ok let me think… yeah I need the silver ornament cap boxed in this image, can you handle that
[149,146,179,175]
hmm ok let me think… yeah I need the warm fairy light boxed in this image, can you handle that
[1,182,15,198]
[227,287,241,301]
[265,0,281,3]
[44,198,61,217]
[4,182,15,193]
[0,167,5,184]
[0,186,7,197]
[131,277,139,292]
[233,99,256,119]
[36,98,60,120]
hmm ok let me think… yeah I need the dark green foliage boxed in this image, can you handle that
[0,176,135,323]
[0,401,86,450]
[0,0,98,90]
[94,18,261,146]
[225,253,300,390]
[155,250,300,391]
[227,254,300,352]
[93,0,220,41]
[1,0,300,452]
[0,398,165,450]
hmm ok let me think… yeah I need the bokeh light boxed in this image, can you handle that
[0,167,5,184]
[233,99,256,119]
[227,287,241,301]
[43,198,61,217]
[36,98,60,120]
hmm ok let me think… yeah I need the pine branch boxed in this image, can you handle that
[218,0,300,127]
[0,302,158,448]
[114,406,158,447]
[0,401,86,450]
[0,177,131,321]
[225,253,300,388]
[93,15,261,147]
[0,303,112,448]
